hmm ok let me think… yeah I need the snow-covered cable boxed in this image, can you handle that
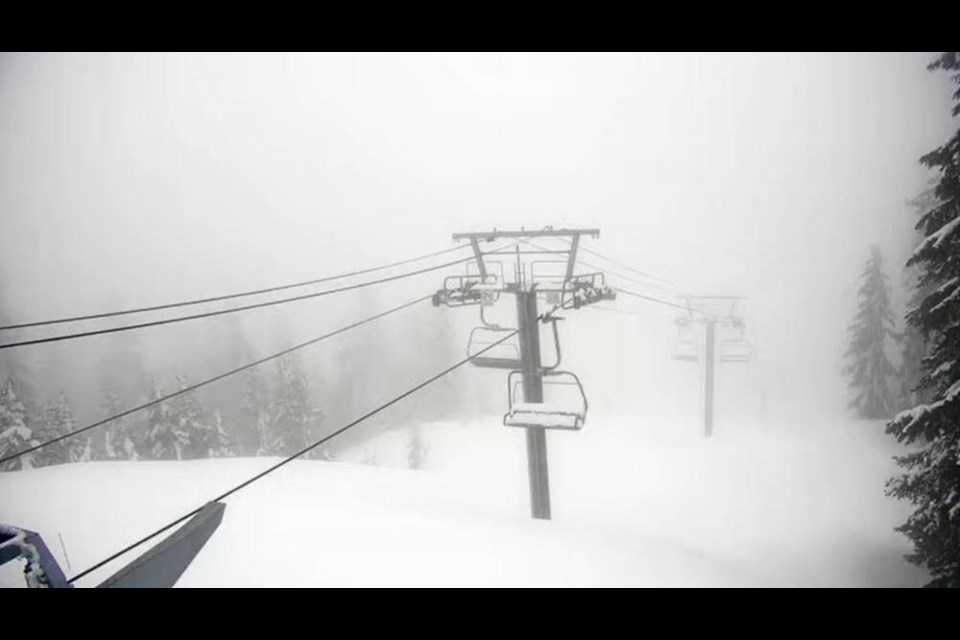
[0,294,434,467]
[614,287,715,318]
[552,237,676,287]
[67,325,523,585]
[517,239,674,293]
[0,243,474,332]
[0,258,474,350]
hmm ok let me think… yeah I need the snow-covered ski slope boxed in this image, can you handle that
[0,413,926,587]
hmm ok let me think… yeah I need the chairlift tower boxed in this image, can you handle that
[434,228,614,520]
[671,295,752,437]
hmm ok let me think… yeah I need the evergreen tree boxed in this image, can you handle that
[263,353,326,458]
[900,182,940,410]
[85,379,111,462]
[100,377,138,460]
[0,291,39,420]
[407,424,427,470]
[34,394,72,467]
[170,377,231,459]
[843,245,899,419]
[51,393,89,463]
[0,376,36,471]
[207,409,233,458]
[146,380,187,460]
[242,368,272,456]
[886,52,960,588]
[200,313,256,455]
[110,333,151,458]
[172,377,207,459]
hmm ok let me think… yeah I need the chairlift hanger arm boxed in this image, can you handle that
[469,238,487,281]
[467,325,522,369]
[565,234,580,282]
[480,304,500,328]
[541,317,563,371]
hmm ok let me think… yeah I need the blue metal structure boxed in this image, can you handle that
[0,524,73,588]
[0,501,225,588]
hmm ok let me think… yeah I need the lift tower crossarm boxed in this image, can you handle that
[453,229,597,294]
[452,228,600,241]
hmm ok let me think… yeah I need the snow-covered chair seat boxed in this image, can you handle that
[719,341,751,362]
[503,402,584,430]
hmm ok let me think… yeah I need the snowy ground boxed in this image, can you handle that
[0,413,927,587]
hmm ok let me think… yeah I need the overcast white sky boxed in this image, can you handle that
[0,52,955,421]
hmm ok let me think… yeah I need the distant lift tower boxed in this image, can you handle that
[672,295,752,437]
[433,228,615,520]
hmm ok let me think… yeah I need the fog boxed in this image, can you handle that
[1,53,952,428]
[2,51,957,587]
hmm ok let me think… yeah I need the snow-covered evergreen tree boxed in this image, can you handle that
[105,334,151,458]
[172,377,209,460]
[843,245,900,419]
[46,393,88,464]
[86,381,111,461]
[176,378,232,460]
[100,377,138,460]
[142,375,232,461]
[34,395,71,467]
[0,295,39,422]
[900,183,940,410]
[242,368,272,456]
[407,424,427,470]
[203,315,257,455]
[146,380,187,460]
[0,377,36,471]
[263,353,326,458]
[886,52,960,588]
[206,409,233,458]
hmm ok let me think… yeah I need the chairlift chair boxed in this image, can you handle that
[433,275,481,307]
[673,315,701,362]
[719,341,751,362]
[502,370,588,430]
[560,273,616,309]
[673,342,701,362]
[433,274,502,308]
[719,319,752,363]
[433,260,505,308]
[467,325,522,369]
